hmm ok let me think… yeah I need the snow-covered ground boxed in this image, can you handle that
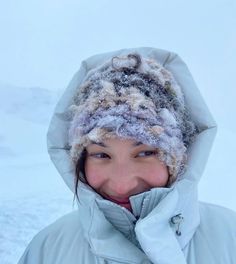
[0,84,75,263]
[0,83,235,263]
[0,193,74,264]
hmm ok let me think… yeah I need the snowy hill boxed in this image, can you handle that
[0,83,73,197]
[0,82,62,125]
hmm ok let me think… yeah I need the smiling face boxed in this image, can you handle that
[84,137,169,211]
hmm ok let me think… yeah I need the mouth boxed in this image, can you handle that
[104,194,130,205]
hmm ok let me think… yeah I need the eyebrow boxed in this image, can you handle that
[90,141,144,148]
[90,141,107,147]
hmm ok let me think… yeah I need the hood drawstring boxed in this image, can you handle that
[170,213,184,236]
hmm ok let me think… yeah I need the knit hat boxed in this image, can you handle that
[68,53,198,184]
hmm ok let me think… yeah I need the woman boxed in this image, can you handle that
[18,47,236,264]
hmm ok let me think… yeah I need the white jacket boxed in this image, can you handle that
[18,47,236,264]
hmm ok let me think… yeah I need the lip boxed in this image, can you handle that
[104,194,130,204]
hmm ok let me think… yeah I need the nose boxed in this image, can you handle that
[109,163,139,197]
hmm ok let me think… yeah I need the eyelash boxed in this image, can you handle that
[137,150,158,157]
[88,151,158,159]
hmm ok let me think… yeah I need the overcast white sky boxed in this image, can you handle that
[0,1,235,87]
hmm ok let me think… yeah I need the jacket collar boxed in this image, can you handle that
[77,180,199,263]
[77,183,149,263]
[96,186,172,247]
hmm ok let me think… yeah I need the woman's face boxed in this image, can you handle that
[84,137,169,211]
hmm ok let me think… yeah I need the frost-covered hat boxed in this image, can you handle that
[68,53,198,184]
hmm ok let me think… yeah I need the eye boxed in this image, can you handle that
[88,152,110,159]
[136,150,157,157]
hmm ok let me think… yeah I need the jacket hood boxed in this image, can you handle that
[47,47,217,192]
[46,47,217,263]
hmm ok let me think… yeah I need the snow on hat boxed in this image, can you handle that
[68,53,198,184]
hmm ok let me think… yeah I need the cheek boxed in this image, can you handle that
[84,161,106,189]
[141,163,169,187]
